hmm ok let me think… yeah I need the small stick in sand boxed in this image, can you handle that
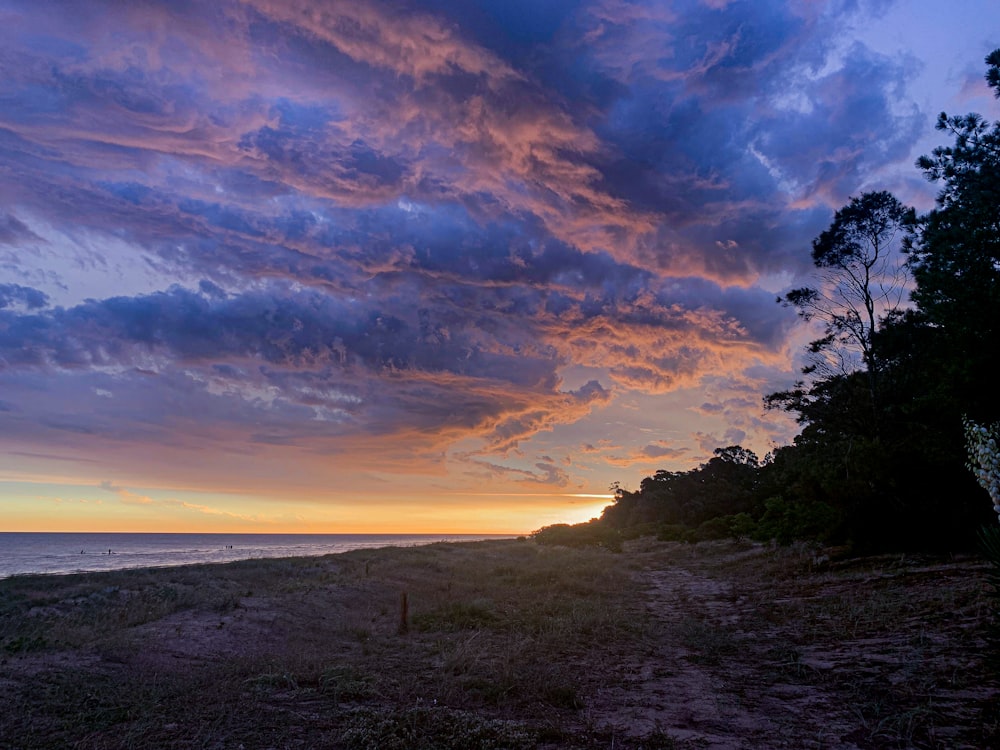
[398,591,409,634]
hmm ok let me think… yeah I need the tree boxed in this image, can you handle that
[780,191,913,419]
[600,445,762,531]
[907,48,1000,422]
[987,48,1000,94]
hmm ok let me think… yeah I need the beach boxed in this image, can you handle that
[1,538,997,748]
[0,533,514,579]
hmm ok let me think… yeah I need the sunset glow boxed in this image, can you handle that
[2,0,999,533]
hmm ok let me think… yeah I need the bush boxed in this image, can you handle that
[729,512,757,540]
[753,496,841,545]
[656,524,689,542]
[531,522,622,552]
[690,516,733,542]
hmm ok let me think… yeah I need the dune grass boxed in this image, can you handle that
[1,538,998,748]
[0,540,650,748]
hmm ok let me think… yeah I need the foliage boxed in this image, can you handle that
[906,55,1000,423]
[780,190,912,385]
[965,417,1000,658]
[602,446,760,531]
[963,417,1000,518]
[531,520,622,552]
[752,496,841,546]
[755,49,1000,552]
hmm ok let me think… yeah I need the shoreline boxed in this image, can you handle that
[0,532,518,580]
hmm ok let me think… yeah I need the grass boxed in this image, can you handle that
[1,538,998,748]
[652,541,1000,748]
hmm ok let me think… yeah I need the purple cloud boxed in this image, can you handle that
[0,0,992,515]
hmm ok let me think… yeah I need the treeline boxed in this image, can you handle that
[536,50,1000,554]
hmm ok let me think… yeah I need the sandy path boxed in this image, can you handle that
[588,555,863,749]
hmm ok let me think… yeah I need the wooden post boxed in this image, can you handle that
[398,591,409,634]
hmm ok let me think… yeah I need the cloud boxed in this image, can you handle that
[0,284,49,310]
[0,279,616,475]
[459,456,572,487]
[695,428,748,454]
[0,214,43,246]
[0,0,927,301]
[604,440,691,468]
[0,0,970,509]
[98,479,154,505]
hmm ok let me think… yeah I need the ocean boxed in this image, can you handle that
[0,532,514,579]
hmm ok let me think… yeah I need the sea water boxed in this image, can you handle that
[0,532,513,579]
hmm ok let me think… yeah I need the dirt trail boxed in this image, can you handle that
[586,546,994,749]
[591,565,785,749]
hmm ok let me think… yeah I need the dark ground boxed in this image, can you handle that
[1,538,997,749]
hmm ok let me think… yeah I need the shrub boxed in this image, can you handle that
[729,512,757,540]
[753,496,841,545]
[656,524,689,542]
[690,516,733,542]
[531,522,622,552]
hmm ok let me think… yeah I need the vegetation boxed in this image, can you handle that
[536,49,1000,555]
[2,538,997,748]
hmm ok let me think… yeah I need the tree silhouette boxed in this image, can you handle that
[781,191,912,380]
[908,49,1000,422]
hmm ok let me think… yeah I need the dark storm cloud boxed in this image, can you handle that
[563,0,926,279]
[749,42,925,205]
[0,283,533,379]
[0,0,959,490]
[0,284,49,310]
[0,214,43,246]
[0,280,608,457]
[1,0,922,287]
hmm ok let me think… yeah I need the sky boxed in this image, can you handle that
[2,0,999,534]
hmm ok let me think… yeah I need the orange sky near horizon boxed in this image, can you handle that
[0,475,614,534]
